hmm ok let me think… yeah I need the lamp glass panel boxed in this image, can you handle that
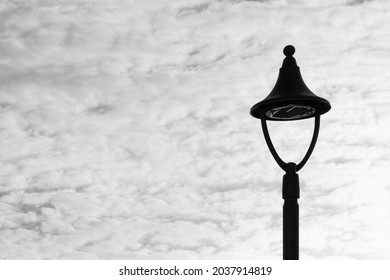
[265,104,316,120]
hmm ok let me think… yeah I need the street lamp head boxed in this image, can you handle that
[250,45,331,121]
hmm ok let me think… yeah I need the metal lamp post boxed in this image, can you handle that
[250,45,331,260]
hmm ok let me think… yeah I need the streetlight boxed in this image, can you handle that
[250,45,331,260]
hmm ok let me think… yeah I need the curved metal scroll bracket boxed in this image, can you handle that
[261,118,288,171]
[296,115,320,172]
[261,115,320,173]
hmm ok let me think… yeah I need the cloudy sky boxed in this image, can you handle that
[1,0,390,259]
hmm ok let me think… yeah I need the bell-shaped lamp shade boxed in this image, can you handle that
[250,45,331,121]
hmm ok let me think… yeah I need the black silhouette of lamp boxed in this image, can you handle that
[250,45,331,260]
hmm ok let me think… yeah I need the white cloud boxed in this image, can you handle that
[0,0,390,259]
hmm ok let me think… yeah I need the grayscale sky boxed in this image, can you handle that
[1,0,390,259]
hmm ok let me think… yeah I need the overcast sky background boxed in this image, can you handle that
[1,0,390,259]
